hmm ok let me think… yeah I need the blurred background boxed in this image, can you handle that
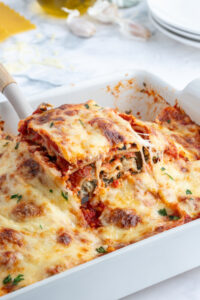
[1,0,200,100]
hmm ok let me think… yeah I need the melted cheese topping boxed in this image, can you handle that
[1,103,200,296]
[0,139,101,296]
[18,101,149,168]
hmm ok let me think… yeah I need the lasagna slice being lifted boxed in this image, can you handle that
[18,100,151,202]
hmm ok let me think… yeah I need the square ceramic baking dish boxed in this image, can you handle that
[1,70,200,300]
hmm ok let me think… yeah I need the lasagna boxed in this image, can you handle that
[0,99,200,296]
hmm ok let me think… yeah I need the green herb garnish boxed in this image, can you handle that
[79,119,84,127]
[15,142,20,150]
[3,275,12,285]
[3,142,9,147]
[49,189,53,193]
[3,274,24,286]
[186,189,192,195]
[39,224,43,229]
[61,191,68,201]
[50,122,54,128]
[12,274,24,286]
[163,173,174,180]
[161,167,174,180]
[84,104,89,109]
[167,119,171,124]
[158,208,180,220]
[158,208,168,216]
[10,193,22,202]
[168,215,180,221]
[96,246,107,254]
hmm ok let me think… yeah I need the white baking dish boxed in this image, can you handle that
[1,70,200,300]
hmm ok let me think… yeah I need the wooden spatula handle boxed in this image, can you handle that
[0,63,16,92]
[0,63,33,119]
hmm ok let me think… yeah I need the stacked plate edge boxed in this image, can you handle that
[147,0,200,48]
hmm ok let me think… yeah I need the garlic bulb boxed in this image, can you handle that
[118,19,151,40]
[63,7,96,38]
[88,0,119,24]
[62,2,151,40]
[67,18,96,38]
[88,0,151,40]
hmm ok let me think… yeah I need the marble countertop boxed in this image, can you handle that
[2,0,200,99]
[1,1,200,299]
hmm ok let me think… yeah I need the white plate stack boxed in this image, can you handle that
[147,0,200,48]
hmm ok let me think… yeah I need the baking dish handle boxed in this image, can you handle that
[179,78,200,125]
[0,63,33,119]
[183,78,200,99]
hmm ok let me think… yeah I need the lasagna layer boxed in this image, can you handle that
[0,101,200,296]
[18,101,150,202]
[18,100,147,168]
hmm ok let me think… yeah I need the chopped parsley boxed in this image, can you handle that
[15,142,20,150]
[158,208,167,216]
[158,208,180,221]
[3,275,12,285]
[3,142,9,147]
[96,246,107,254]
[13,274,24,286]
[164,173,174,180]
[5,135,10,140]
[3,274,24,286]
[10,193,22,202]
[50,122,54,128]
[168,215,180,221]
[161,167,174,180]
[167,119,171,124]
[79,119,84,127]
[61,191,68,201]
[186,189,192,195]
[84,103,89,109]
[49,189,53,193]
[39,224,43,229]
